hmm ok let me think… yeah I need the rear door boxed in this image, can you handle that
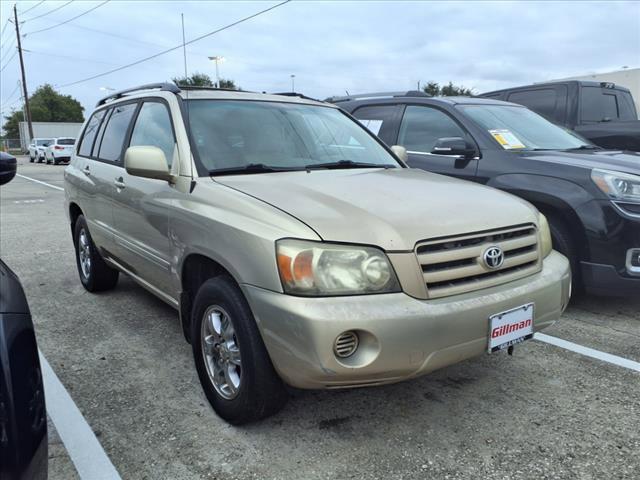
[69,109,116,252]
[111,100,177,295]
[395,104,479,180]
[506,86,568,126]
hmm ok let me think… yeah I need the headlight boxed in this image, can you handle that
[591,169,640,203]
[276,239,401,296]
[538,213,553,258]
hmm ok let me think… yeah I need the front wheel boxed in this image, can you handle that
[191,276,287,424]
[547,214,581,293]
[73,215,119,292]
[29,155,34,163]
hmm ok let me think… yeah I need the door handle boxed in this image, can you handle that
[82,165,91,176]
[114,177,126,189]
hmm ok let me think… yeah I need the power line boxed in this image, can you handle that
[23,0,74,23]
[59,0,292,88]
[2,83,22,106]
[18,1,46,16]
[0,50,18,73]
[1,36,16,58]
[0,18,11,40]
[23,0,110,37]
[23,48,121,66]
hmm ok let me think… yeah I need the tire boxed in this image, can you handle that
[73,215,119,292]
[547,214,581,293]
[191,276,287,424]
[29,155,34,163]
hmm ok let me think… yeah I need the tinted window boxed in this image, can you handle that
[581,86,623,122]
[398,106,468,152]
[58,138,75,145]
[129,102,175,167]
[352,105,398,144]
[79,111,106,156]
[97,103,137,162]
[508,89,558,120]
[618,91,638,120]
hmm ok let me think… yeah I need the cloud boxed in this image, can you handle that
[1,0,638,118]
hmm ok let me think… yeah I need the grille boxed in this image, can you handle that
[416,224,540,298]
[334,331,359,358]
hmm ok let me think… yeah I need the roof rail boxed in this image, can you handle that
[96,82,181,107]
[325,90,431,103]
[270,92,323,102]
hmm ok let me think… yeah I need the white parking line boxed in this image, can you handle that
[534,333,640,373]
[16,173,64,191]
[39,352,122,480]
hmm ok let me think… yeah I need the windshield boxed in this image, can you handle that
[186,100,399,173]
[36,139,53,146]
[460,105,591,150]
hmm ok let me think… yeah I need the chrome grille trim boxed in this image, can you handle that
[416,224,540,298]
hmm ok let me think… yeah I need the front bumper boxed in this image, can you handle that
[243,250,570,389]
[581,261,640,296]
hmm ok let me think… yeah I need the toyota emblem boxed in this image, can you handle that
[483,246,504,269]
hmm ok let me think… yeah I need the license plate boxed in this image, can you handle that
[488,303,534,353]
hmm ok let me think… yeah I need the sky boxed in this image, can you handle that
[1,0,639,124]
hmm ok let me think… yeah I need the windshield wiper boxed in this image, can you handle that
[209,163,303,176]
[305,160,397,170]
[564,145,601,151]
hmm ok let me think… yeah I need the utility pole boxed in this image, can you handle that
[13,4,33,141]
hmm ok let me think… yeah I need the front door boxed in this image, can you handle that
[397,105,479,181]
[111,100,178,297]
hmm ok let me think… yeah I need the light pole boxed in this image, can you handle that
[290,74,295,92]
[208,56,225,87]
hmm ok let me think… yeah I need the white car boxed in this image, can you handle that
[28,138,54,163]
[45,137,76,165]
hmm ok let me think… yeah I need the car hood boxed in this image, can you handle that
[214,168,538,251]
[519,149,640,175]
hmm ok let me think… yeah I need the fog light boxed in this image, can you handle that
[334,331,359,358]
[626,248,640,276]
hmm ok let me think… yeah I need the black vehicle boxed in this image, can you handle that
[331,92,640,296]
[0,152,48,480]
[481,81,640,151]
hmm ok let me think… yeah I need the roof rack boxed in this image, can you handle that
[96,82,181,107]
[325,90,430,103]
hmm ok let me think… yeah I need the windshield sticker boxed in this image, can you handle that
[489,129,526,149]
[359,119,383,135]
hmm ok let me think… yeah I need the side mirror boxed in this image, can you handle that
[390,145,408,163]
[431,137,476,158]
[0,152,17,186]
[124,146,172,182]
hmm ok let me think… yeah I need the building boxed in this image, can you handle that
[19,121,84,152]
[550,67,640,114]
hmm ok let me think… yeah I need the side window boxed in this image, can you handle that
[129,102,176,167]
[507,89,559,120]
[398,105,469,152]
[617,91,637,120]
[78,110,106,157]
[581,86,619,122]
[97,103,137,162]
[351,105,399,145]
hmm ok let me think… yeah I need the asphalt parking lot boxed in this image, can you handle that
[1,156,639,480]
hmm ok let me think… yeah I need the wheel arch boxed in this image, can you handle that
[68,203,83,242]
[179,253,239,343]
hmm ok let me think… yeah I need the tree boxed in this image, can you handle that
[172,72,214,87]
[172,72,239,90]
[422,81,474,97]
[218,78,238,90]
[2,84,83,138]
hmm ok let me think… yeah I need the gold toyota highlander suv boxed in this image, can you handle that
[64,83,571,424]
